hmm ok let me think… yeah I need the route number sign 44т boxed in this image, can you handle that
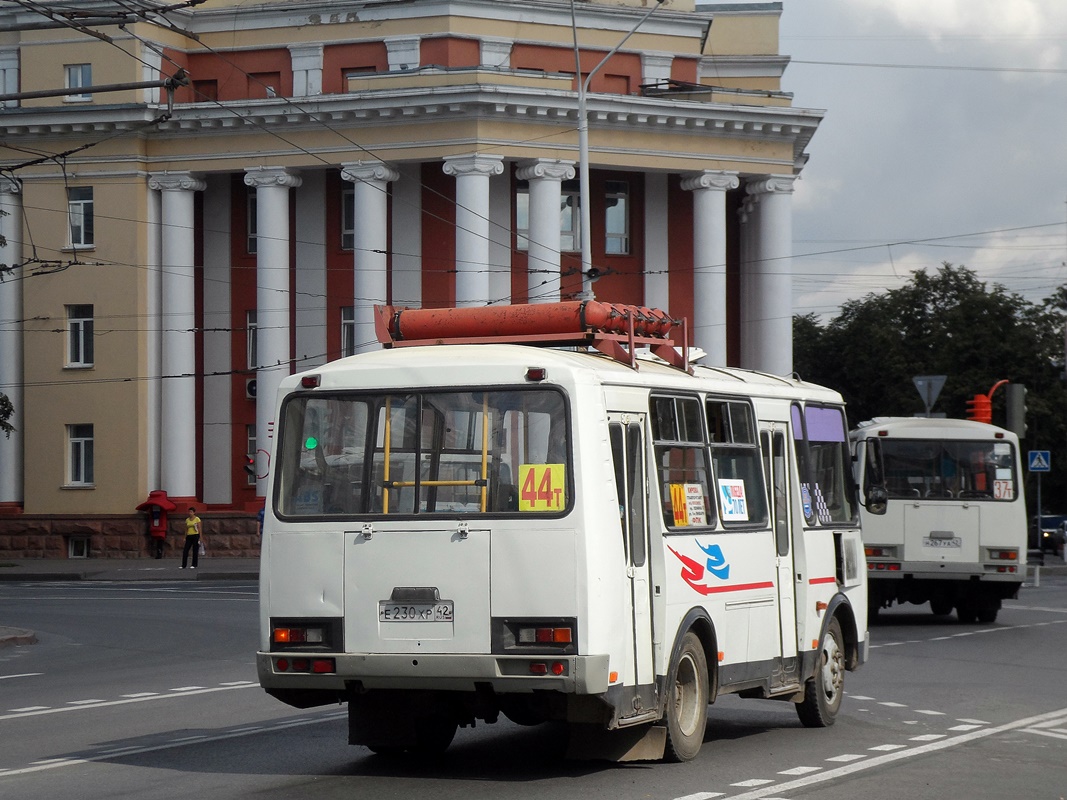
[518,464,566,512]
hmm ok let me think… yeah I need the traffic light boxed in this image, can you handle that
[1005,383,1027,437]
[243,453,256,477]
[965,393,992,424]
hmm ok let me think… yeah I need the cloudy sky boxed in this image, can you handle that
[776,0,1067,319]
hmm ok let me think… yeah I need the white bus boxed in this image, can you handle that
[851,417,1026,624]
[257,301,874,762]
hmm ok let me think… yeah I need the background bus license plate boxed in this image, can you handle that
[379,601,454,622]
[923,537,962,549]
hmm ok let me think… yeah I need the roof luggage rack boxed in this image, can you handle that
[374,300,692,374]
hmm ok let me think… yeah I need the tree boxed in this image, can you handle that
[0,392,12,438]
[794,263,1067,513]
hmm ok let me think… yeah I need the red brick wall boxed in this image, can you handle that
[0,514,260,559]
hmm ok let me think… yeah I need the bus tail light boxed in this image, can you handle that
[528,661,567,676]
[493,618,577,655]
[273,657,336,674]
[520,626,573,644]
[273,625,325,645]
[989,549,1018,561]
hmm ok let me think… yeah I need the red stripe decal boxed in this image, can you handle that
[808,576,837,585]
[689,581,776,596]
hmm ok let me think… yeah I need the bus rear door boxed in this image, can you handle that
[609,414,655,692]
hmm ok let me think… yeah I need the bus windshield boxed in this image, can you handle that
[275,388,569,518]
[871,438,1016,501]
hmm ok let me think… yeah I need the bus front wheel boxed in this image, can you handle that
[663,631,709,762]
[796,617,844,728]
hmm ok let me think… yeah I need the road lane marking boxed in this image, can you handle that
[778,766,821,776]
[701,706,1067,800]
[0,682,260,721]
[0,673,43,681]
[0,711,346,777]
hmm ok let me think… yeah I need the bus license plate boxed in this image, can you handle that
[379,601,454,622]
[923,536,961,549]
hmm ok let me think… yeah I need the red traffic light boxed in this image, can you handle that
[244,454,256,476]
[965,393,992,424]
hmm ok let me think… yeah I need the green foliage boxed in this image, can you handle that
[794,263,1067,513]
[0,392,12,438]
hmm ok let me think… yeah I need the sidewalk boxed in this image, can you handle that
[0,556,259,583]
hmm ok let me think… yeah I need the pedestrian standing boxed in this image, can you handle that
[181,506,202,570]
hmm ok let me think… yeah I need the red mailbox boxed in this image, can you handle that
[137,490,177,559]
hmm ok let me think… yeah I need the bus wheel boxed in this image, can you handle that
[956,600,978,624]
[796,617,844,728]
[412,716,458,755]
[663,631,709,762]
[976,597,1000,625]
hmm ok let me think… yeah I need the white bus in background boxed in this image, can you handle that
[256,301,876,762]
[851,417,1026,624]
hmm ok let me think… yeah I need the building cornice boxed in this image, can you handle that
[0,79,820,170]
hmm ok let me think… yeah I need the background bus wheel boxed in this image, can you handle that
[930,598,953,616]
[663,631,709,762]
[796,617,844,728]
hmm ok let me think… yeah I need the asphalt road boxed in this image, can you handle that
[1,575,1064,800]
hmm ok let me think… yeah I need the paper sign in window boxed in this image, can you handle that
[718,479,749,521]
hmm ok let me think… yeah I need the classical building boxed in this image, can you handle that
[0,0,821,552]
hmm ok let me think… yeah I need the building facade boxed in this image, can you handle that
[0,0,822,551]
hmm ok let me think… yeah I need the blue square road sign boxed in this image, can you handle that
[1028,450,1051,472]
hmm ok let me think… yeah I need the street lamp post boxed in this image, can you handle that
[571,0,665,300]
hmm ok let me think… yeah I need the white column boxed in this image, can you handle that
[244,167,301,495]
[681,170,738,366]
[385,36,420,71]
[148,171,206,501]
[747,175,795,376]
[289,44,323,97]
[443,154,504,307]
[481,38,512,69]
[642,53,673,86]
[341,161,399,354]
[0,176,23,505]
[516,158,575,304]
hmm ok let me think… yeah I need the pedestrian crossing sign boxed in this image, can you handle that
[1028,450,1051,472]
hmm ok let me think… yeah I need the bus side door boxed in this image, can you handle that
[609,415,655,689]
[762,426,798,662]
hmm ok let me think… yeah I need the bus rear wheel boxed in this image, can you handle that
[663,631,709,762]
[796,617,844,728]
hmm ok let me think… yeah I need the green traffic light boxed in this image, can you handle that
[304,436,318,450]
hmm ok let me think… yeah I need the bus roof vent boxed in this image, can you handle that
[374,300,691,374]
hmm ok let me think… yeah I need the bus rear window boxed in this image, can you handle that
[275,389,569,517]
[875,439,1016,501]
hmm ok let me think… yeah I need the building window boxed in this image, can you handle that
[515,180,580,253]
[605,180,630,255]
[66,304,94,368]
[246,310,257,370]
[247,424,257,487]
[68,424,94,486]
[64,63,92,102]
[247,189,257,254]
[341,187,355,250]
[68,186,94,247]
[341,306,355,357]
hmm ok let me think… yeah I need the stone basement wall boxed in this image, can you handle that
[0,513,260,559]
